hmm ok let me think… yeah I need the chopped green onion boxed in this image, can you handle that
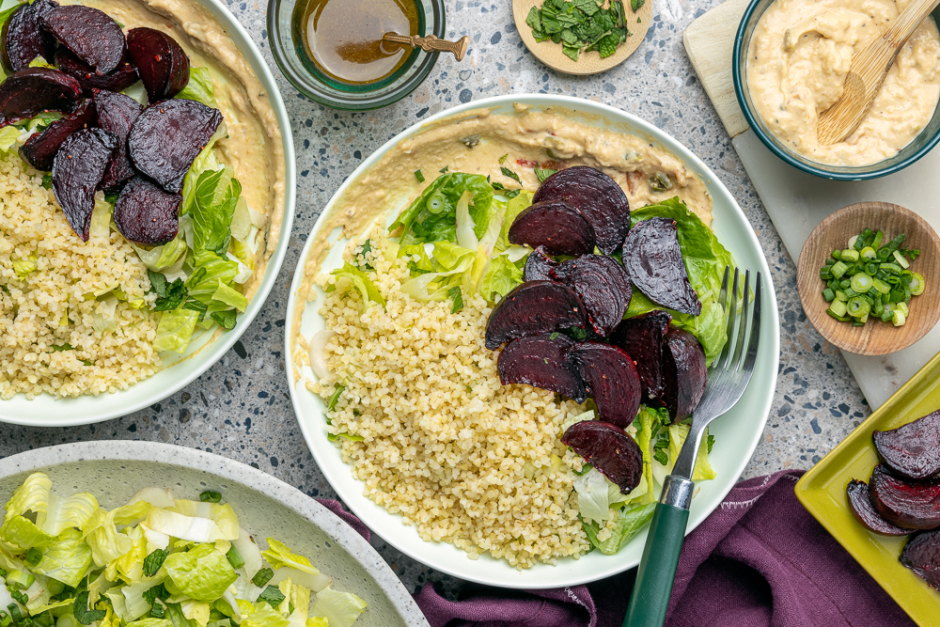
[848,235,858,249]
[829,300,848,317]
[892,310,907,326]
[847,297,870,318]
[886,233,905,252]
[895,302,910,316]
[823,288,835,302]
[871,230,885,249]
[831,261,849,279]
[24,548,42,566]
[226,545,245,570]
[252,568,274,588]
[258,586,286,608]
[427,193,446,214]
[865,262,878,276]
[860,246,877,260]
[835,290,848,302]
[841,249,860,262]
[893,250,910,269]
[872,278,891,294]
[910,272,925,296]
[880,263,902,275]
[414,170,425,183]
[199,490,222,503]
[851,273,873,293]
[6,570,33,590]
[831,249,842,261]
[827,310,851,322]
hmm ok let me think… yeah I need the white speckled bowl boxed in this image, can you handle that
[0,0,295,427]
[0,442,428,627]
[285,95,781,588]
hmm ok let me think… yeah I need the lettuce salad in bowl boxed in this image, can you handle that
[0,474,366,627]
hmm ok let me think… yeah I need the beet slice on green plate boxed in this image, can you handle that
[562,420,644,494]
[623,216,702,316]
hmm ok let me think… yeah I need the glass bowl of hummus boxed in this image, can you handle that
[267,0,445,110]
[733,0,940,180]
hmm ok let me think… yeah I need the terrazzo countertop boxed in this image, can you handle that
[0,0,874,597]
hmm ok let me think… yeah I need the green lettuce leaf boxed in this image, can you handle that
[153,308,200,353]
[331,262,385,309]
[163,544,237,602]
[0,125,21,153]
[131,236,188,274]
[242,603,289,627]
[631,405,670,505]
[582,502,656,555]
[31,528,92,587]
[629,198,737,365]
[181,124,227,216]
[175,67,218,108]
[187,250,239,305]
[210,282,247,312]
[261,539,319,577]
[497,190,533,250]
[308,587,366,627]
[390,173,494,246]
[479,254,523,302]
[0,473,98,551]
[192,166,241,256]
[167,500,240,541]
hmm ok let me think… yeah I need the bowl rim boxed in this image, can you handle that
[265,0,445,111]
[283,93,782,588]
[795,201,940,355]
[0,441,430,627]
[731,0,940,182]
[0,0,296,427]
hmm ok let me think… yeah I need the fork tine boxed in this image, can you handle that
[732,271,751,372]
[741,272,762,375]
[719,267,740,370]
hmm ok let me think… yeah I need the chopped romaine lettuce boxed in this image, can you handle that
[12,253,38,279]
[163,545,237,602]
[31,528,93,588]
[309,587,367,627]
[479,254,523,303]
[175,68,218,108]
[192,166,241,256]
[153,308,200,353]
[582,502,656,556]
[0,125,21,153]
[390,173,494,246]
[497,190,533,250]
[331,263,385,309]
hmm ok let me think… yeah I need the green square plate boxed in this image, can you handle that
[795,350,940,626]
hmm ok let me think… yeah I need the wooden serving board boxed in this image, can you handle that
[683,1,940,410]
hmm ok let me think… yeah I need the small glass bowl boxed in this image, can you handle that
[267,0,445,111]
[732,0,940,181]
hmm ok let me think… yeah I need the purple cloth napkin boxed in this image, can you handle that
[412,470,915,627]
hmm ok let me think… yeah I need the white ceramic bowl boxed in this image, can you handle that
[0,1,295,427]
[285,95,781,588]
[0,441,429,627]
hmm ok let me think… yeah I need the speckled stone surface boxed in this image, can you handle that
[0,0,871,598]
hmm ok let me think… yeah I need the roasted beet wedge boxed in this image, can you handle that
[562,421,643,494]
[128,99,221,192]
[623,217,702,316]
[870,465,940,530]
[1,0,58,73]
[847,480,910,536]
[498,334,586,403]
[610,310,672,402]
[94,89,141,189]
[508,200,595,256]
[567,342,641,428]
[56,48,140,94]
[874,410,940,481]
[19,97,96,171]
[126,27,189,101]
[41,6,125,75]
[532,166,630,254]
[52,128,116,240]
[114,176,181,245]
[523,246,558,282]
[901,530,940,589]
[661,328,707,422]
[0,68,81,127]
[550,255,632,337]
[484,281,585,350]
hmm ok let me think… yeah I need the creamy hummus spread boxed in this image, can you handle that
[75,0,286,299]
[746,0,940,166]
[291,104,713,378]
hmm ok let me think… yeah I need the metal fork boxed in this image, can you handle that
[623,267,763,627]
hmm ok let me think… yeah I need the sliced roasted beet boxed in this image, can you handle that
[873,410,940,481]
[0,67,81,127]
[524,246,558,282]
[870,465,940,531]
[610,311,673,402]
[498,334,586,403]
[55,48,140,94]
[19,97,96,171]
[550,255,632,337]
[532,166,630,254]
[94,89,141,189]
[508,200,595,256]
[901,530,940,589]
[567,342,641,428]
[847,480,910,536]
[661,328,706,422]
[51,128,116,240]
[40,6,125,75]
[128,98,221,193]
[485,281,585,350]
[561,421,643,494]
[1,0,58,73]
[113,176,181,245]
[126,27,190,101]
[623,217,702,316]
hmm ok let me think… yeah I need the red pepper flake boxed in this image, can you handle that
[155,54,162,62]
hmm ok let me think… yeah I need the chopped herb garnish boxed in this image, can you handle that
[104,190,120,205]
[414,170,425,183]
[491,181,521,198]
[199,490,222,503]
[653,431,670,465]
[549,332,560,340]
[258,586,286,608]
[81,359,95,366]
[41,174,52,190]
[631,0,644,11]
[51,343,74,352]
[327,385,345,411]
[535,167,558,182]
[439,166,449,173]
[73,592,106,625]
[526,0,631,61]
[143,549,169,577]
[252,568,274,588]
[448,286,464,313]
[211,309,237,330]
[225,545,245,570]
[706,434,715,454]
[24,548,42,566]
[142,583,169,607]
[499,153,508,164]
[501,166,522,184]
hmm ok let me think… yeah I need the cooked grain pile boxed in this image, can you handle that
[0,156,159,399]
[308,232,591,568]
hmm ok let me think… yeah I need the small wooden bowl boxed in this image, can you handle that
[797,202,940,356]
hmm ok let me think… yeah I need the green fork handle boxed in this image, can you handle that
[623,476,693,627]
